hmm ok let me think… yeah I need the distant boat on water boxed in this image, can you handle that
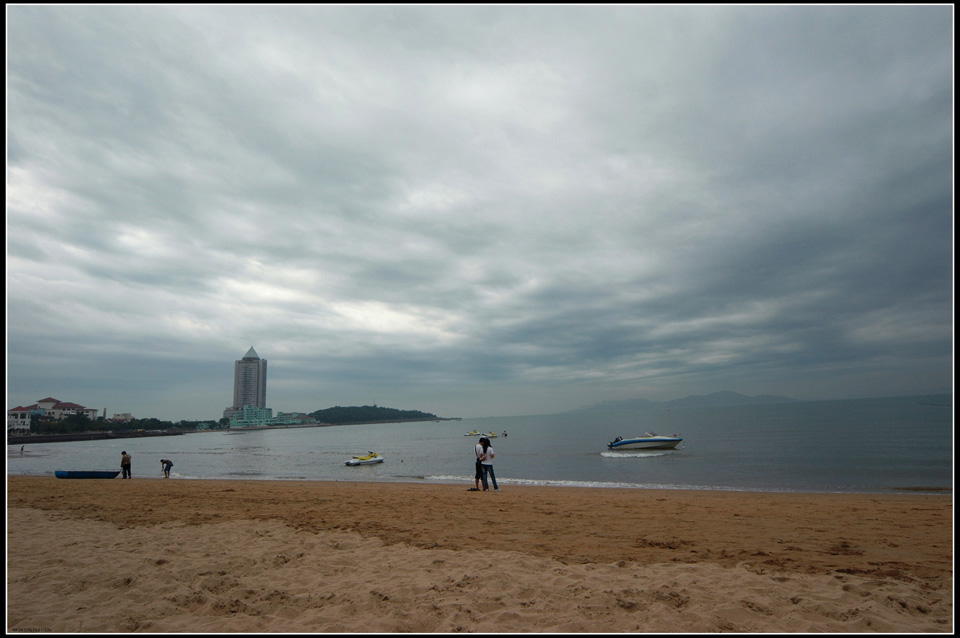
[345,452,384,466]
[607,433,682,450]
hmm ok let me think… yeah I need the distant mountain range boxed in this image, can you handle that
[565,391,797,413]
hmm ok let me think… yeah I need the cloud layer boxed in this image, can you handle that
[7,6,953,419]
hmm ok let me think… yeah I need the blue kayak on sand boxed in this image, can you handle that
[55,470,121,479]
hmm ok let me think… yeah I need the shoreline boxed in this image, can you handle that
[5,418,451,444]
[6,467,952,496]
[6,430,186,445]
[6,476,953,632]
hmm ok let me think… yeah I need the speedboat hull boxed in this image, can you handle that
[608,435,682,450]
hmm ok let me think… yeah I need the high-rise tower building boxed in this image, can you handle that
[223,347,267,420]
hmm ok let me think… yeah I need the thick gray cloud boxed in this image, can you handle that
[7,6,953,420]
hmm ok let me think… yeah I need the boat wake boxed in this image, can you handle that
[600,450,675,459]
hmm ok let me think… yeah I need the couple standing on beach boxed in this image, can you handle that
[472,437,500,492]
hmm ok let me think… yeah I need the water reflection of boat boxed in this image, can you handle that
[607,432,682,450]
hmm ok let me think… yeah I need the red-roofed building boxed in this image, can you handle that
[7,398,100,432]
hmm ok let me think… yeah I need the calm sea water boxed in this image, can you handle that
[7,395,953,495]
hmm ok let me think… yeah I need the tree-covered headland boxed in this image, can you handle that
[309,405,438,425]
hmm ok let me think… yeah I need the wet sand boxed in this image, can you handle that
[6,476,953,632]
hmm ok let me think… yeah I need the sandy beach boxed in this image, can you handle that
[6,476,952,632]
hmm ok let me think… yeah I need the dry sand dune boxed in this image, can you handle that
[6,476,953,632]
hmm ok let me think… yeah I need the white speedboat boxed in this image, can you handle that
[345,452,384,466]
[607,432,682,450]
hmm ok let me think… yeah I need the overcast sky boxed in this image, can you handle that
[7,6,954,421]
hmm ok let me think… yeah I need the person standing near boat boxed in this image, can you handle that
[479,438,500,492]
[121,451,132,479]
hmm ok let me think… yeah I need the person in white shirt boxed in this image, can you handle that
[478,438,500,492]
[470,438,486,491]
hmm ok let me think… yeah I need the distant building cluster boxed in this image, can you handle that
[229,406,315,428]
[222,347,314,428]
[7,397,100,432]
[8,347,302,432]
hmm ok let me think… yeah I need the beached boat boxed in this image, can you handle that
[607,433,682,450]
[55,470,122,479]
[464,430,481,436]
[345,452,384,466]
